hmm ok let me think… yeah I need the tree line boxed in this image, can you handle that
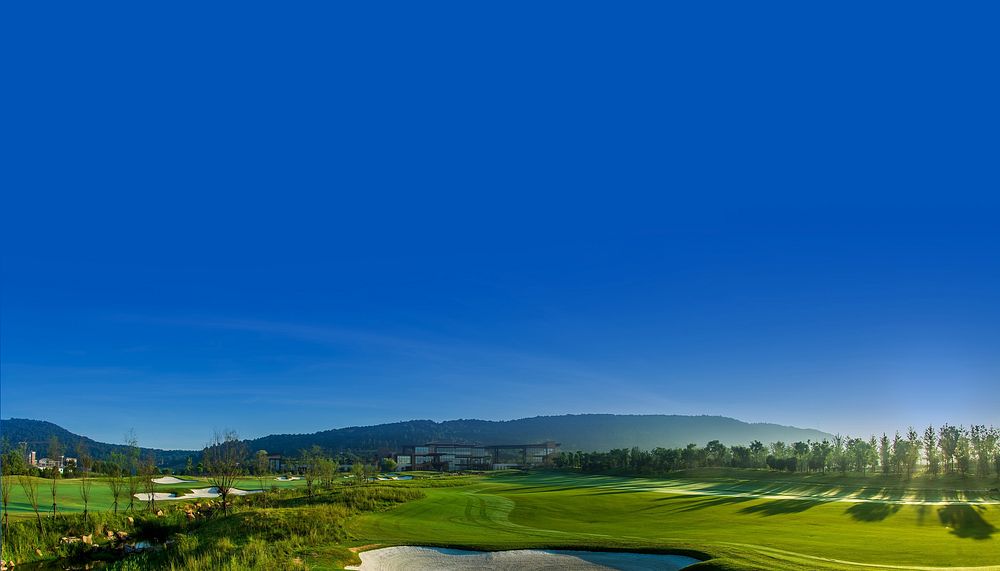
[554,424,1000,479]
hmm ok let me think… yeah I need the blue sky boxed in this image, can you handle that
[2,4,999,449]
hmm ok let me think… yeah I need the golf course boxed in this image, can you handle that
[5,468,998,569]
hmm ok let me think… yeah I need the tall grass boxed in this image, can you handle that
[87,483,424,570]
[1,511,139,564]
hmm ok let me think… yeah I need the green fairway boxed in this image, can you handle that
[347,471,1000,570]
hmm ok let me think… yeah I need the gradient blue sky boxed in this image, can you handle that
[2,4,999,449]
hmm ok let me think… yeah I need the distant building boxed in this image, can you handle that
[267,454,283,472]
[398,442,559,471]
[35,455,73,472]
[29,450,37,466]
[36,457,59,469]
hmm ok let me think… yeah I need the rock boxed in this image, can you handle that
[107,531,115,539]
[82,534,93,545]
[60,537,80,544]
[116,531,129,540]
[186,511,195,519]
[34,549,42,557]
[127,516,134,524]
[156,510,164,517]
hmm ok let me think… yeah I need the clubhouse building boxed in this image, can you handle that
[396,441,559,471]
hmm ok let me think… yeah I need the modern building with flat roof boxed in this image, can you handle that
[397,441,559,471]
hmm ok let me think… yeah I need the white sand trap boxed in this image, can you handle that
[346,547,702,570]
[151,476,198,485]
[134,487,262,501]
[275,476,302,481]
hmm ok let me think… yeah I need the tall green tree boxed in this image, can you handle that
[923,425,939,476]
[749,440,766,468]
[970,425,996,477]
[302,446,324,498]
[955,427,971,476]
[903,428,921,479]
[831,435,849,474]
[792,442,810,473]
[351,461,366,485]
[1,441,28,544]
[939,424,960,474]
[878,434,890,475]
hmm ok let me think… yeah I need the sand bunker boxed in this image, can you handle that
[134,487,262,501]
[346,547,701,570]
[151,476,198,485]
[275,476,302,481]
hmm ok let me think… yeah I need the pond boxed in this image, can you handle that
[346,546,703,570]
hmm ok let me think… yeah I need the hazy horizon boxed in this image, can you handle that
[2,410,996,452]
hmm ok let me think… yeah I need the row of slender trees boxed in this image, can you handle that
[0,429,393,539]
[0,431,155,536]
[555,424,1000,479]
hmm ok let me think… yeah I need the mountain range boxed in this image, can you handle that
[1,415,831,469]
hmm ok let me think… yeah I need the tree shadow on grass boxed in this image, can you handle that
[937,505,996,540]
[738,499,826,516]
[845,502,900,522]
[665,495,756,513]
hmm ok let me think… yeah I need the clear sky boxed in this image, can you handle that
[2,4,998,449]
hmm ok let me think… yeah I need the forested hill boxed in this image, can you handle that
[0,418,196,466]
[245,415,833,456]
[2,415,833,463]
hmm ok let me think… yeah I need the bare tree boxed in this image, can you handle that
[18,473,42,532]
[203,430,246,515]
[47,435,62,517]
[76,442,94,519]
[106,451,127,514]
[140,453,158,512]
[254,449,270,506]
[125,431,141,512]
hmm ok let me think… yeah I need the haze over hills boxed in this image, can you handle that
[2,415,831,466]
